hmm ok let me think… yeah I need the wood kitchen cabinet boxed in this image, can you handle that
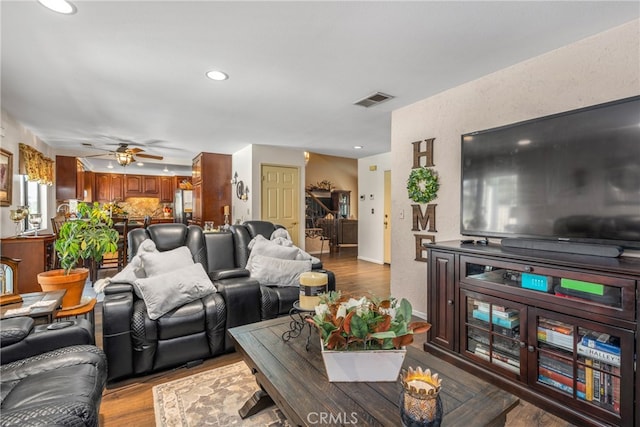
[0,235,55,293]
[191,152,231,226]
[56,156,85,201]
[160,176,175,203]
[124,175,159,197]
[95,173,124,202]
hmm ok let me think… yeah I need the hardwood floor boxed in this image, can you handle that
[97,247,573,426]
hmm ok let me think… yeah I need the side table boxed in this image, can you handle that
[281,301,315,350]
[55,297,97,330]
[0,290,65,325]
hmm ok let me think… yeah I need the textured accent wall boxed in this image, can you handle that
[390,20,640,316]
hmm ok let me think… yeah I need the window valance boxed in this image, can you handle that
[19,143,54,186]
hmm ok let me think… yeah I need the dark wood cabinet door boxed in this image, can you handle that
[56,156,82,200]
[125,175,143,194]
[94,173,112,202]
[160,176,174,202]
[191,183,201,225]
[142,176,159,195]
[111,174,124,201]
[428,250,456,350]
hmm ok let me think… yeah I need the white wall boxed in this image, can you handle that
[390,20,640,315]
[1,109,57,238]
[231,144,253,224]
[357,152,391,264]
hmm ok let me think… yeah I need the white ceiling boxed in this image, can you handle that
[2,1,638,175]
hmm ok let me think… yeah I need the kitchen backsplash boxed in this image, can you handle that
[116,198,173,218]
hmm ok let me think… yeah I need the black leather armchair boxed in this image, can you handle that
[228,221,336,319]
[102,224,261,382]
[0,317,107,427]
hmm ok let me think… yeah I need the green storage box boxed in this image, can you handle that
[560,278,604,296]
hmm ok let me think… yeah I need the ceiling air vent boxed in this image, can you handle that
[353,92,395,108]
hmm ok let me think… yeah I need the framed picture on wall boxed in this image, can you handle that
[0,149,13,206]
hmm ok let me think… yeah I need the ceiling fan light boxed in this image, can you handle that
[38,0,77,14]
[115,152,133,166]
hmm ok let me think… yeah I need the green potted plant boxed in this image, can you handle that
[306,291,431,382]
[38,202,119,308]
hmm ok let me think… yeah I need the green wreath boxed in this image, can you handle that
[407,167,439,204]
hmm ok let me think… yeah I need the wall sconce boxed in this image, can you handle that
[304,151,310,165]
[231,171,249,200]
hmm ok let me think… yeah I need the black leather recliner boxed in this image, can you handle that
[102,223,262,382]
[229,221,336,319]
[0,317,107,427]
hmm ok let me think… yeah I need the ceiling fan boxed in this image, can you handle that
[85,143,164,166]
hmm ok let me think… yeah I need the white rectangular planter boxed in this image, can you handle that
[321,347,407,382]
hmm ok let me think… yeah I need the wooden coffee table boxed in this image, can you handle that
[229,316,519,426]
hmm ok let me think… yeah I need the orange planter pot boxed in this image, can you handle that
[37,268,89,308]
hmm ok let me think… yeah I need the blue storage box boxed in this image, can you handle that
[521,273,552,292]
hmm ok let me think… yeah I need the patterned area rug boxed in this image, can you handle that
[153,361,289,427]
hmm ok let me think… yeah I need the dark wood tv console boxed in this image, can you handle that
[424,240,639,427]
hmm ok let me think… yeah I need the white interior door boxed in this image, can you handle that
[261,164,300,245]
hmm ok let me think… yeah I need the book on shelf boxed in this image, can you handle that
[579,331,620,355]
[468,333,520,358]
[474,302,519,319]
[474,348,519,374]
[538,375,574,395]
[539,353,573,377]
[538,318,573,335]
[472,309,519,329]
[474,343,520,368]
[581,360,620,412]
[585,359,593,401]
[537,327,573,351]
[577,343,620,367]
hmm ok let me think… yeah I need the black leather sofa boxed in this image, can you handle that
[102,221,335,382]
[0,317,107,427]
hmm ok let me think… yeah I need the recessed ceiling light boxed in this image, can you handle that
[163,166,169,173]
[354,146,363,150]
[38,0,77,14]
[137,161,144,166]
[107,162,114,169]
[206,70,229,81]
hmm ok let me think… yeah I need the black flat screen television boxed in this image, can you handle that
[460,96,640,249]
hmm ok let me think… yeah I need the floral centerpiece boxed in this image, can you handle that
[306,291,431,382]
[307,291,431,351]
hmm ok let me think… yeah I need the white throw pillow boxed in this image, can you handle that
[247,254,312,287]
[139,246,194,277]
[133,263,217,320]
[250,238,299,261]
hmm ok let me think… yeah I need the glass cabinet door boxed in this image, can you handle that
[531,309,634,425]
[462,290,525,378]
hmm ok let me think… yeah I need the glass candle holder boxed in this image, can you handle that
[399,367,443,427]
